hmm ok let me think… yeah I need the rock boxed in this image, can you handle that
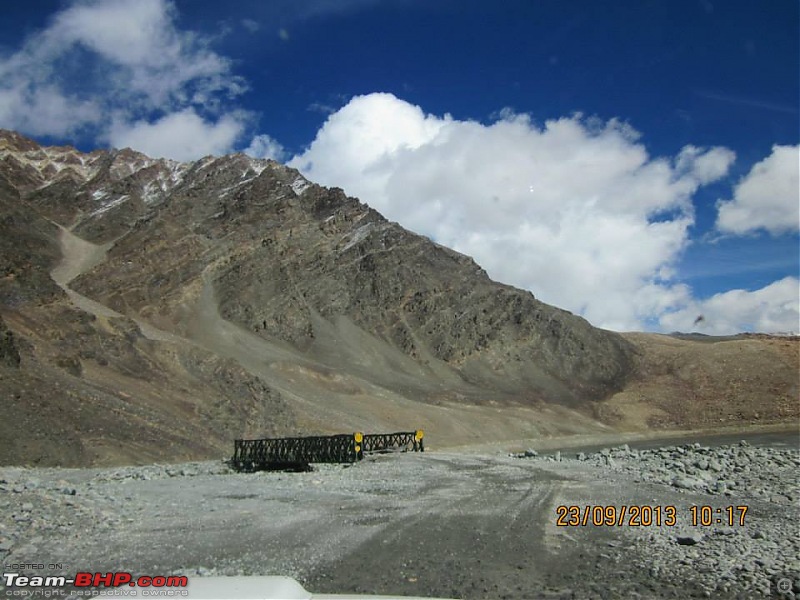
[672,476,699,490]
[709,479,727,494]
[676,534,703,546]
[523,449,538,458]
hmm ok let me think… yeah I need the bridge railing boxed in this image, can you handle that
[231,430,424,472]
[362,431,424,454]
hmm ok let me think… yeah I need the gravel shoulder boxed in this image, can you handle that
[1,441,798,599]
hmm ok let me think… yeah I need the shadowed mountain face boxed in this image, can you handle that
[0,130,796,466]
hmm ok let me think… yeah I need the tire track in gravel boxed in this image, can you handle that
[302,455,569,599]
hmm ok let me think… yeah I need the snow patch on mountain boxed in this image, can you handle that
[0,144,104,185]
[340,222,382,252]
[142,161,191,204]
[89,195,130,218]
[290,176,311,196]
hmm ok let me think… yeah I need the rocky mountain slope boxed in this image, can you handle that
[0,129,796,466]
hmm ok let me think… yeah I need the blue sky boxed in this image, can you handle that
[0,0,798,333]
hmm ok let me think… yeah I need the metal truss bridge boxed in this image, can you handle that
[231,430,424,472]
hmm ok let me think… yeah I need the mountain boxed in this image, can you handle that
[0,130,796,466]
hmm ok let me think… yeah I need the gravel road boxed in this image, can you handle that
[1,440,798,599]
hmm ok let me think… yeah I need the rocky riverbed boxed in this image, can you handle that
[515,440,800,598]
[1,440,798,599]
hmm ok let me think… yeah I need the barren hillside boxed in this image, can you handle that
[0,129,796,466]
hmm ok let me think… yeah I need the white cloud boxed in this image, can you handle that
[108,109,244,161]
[243,134,286,161]
[50,0,186,69]
[0,0,249,159]
[716,145,800,236]
[291,93,449,208]
[1,2,794,334]
[242,19,260,33]
[290,93,738,331]
[0,82,101,137]
[660,277,800,335]
[51,0,244,107]
[675,144,737,184]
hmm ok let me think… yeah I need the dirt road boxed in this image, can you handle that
[2,440,797,599]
